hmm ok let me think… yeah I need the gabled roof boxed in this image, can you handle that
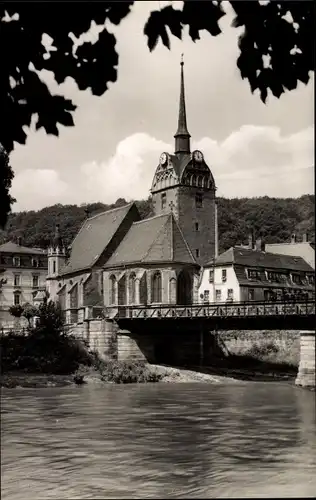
[266,242,315,270]
[104,212,197,268]
[60,203,137,276]
[0,241,46,255]
[207,246,314,273]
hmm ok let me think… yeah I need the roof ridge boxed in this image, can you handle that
[87,202,133,221]
[133,212,170,225]
[141,213,171,262]
[172,215,196,263]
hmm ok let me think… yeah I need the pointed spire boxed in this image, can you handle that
[174,54,191,156]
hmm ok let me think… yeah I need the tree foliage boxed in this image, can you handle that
[0,195,314,254]
[0,145,16,229]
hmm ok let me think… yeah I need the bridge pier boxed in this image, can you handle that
[295,331,315,389]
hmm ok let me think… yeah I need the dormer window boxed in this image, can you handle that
[307,274,315,285]
[13,256,20,267]
[292,273,302,285]
[248,269,261,280]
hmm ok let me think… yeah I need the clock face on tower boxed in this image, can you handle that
[193,150,203,162]
[159,152,168,166]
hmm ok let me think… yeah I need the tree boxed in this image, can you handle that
[0,1,314,225]
[0,145,16,228]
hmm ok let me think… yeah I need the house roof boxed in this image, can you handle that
[207,246,314,273]
[60,203,136,276]
[266,242,315,269]
[0,241,46,255]
[104,212,197,268]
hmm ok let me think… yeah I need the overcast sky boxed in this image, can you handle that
[10,1,314,212]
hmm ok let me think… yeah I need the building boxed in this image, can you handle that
[199,236,315,304]
[266,233,315,269]
[48,59,218,318]
[0,239,47,328]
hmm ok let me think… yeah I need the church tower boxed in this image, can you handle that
[46,224,66,300]
[151,57,218,265]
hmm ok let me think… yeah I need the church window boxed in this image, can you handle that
[161,193,166,209]
[195,193,203,208]
[109,275,116,305]
[52,260,56,274]
[128,272,136,304]
[192,174,197,186]
[197,176,203,187]
[152,271,162,303]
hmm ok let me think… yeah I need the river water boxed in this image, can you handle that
[1,381,316,499]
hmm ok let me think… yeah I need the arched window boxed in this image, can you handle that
[109,275,116,305]
[129,272,136,304]
[152,271,162,303]
[191,174,197,187]
[197,176,203,187]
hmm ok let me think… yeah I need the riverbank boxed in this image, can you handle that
[0,361,295,388]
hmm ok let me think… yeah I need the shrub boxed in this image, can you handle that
[92,357,163,384]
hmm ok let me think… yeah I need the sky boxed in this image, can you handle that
[10,1,314,212]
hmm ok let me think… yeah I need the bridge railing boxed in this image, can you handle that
[116,299,315,320]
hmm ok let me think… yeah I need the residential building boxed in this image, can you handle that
[199,238,315,304]
[0,239,47,328]
[266,233,315,269]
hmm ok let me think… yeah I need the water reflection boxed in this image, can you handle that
[2,382,316,499]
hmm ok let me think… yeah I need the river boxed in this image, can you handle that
[1,381,316,499]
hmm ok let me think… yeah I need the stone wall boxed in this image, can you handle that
[215,330,300,366]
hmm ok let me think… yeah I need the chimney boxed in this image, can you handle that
[17,236,22,246]
[291,233,297,244]
[255,233,265,252]
[302,233,308,243]
[248,228,255,249]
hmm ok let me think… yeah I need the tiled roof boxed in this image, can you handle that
[266,242,315,269]
[104,212,196,268]
[0,241,46,255]
[60,203,137,276]
[208,246,314,272]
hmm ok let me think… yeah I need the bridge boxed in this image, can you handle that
[113,299,315,331]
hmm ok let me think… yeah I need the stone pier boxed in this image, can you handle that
[295,331,315,389]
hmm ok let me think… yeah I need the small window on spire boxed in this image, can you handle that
[161,193,166,209]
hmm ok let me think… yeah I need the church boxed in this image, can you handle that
[46,59,218,318]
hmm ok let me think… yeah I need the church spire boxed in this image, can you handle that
[174,54,191,156]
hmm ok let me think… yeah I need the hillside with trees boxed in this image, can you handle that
[0,195,314,254]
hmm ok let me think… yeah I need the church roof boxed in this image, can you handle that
[60,203,138,276]
[206,246,313,272]
[0,241,46,255]
[104,212,197,268]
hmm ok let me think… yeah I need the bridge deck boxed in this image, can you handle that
[112,300,315,321]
